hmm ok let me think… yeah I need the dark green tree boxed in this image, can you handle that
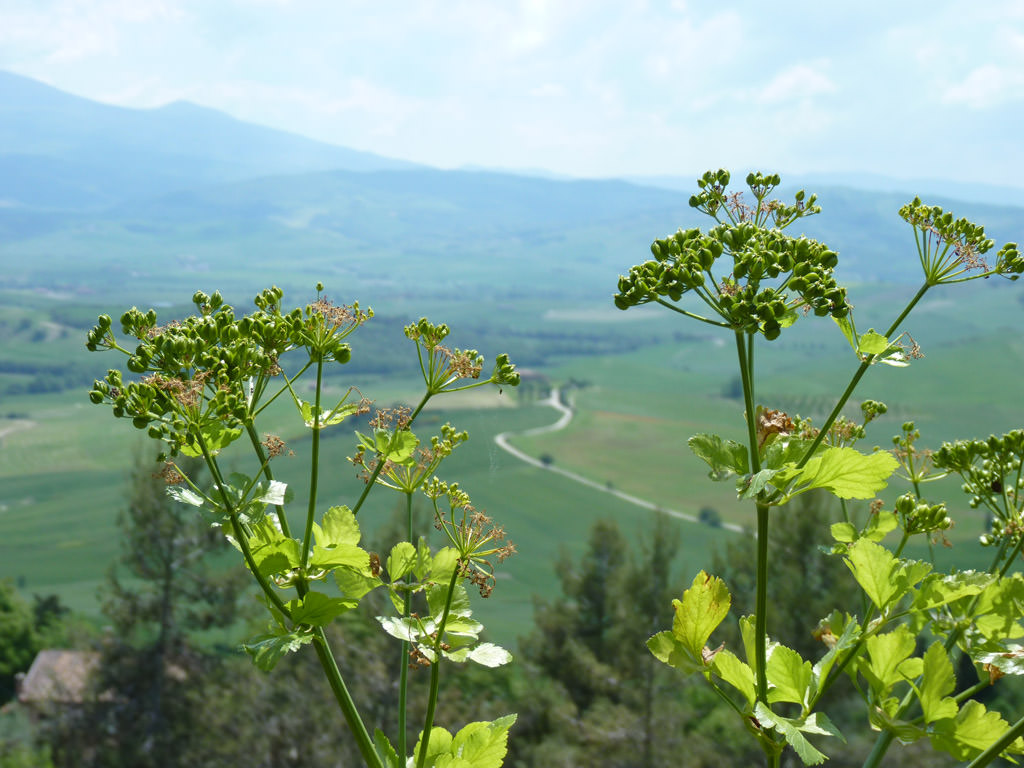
[0,581,37,704]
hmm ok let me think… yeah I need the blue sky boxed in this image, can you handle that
[2,0,1023,185]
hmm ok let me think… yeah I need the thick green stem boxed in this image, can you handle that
[312,627,385,768]
[300,357,325,570]
[416,566,462,768]
[398,491,414,759]
[754,502,770,703]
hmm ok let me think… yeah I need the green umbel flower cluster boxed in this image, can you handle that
[614,170,850,340]
[933,430,1024,546]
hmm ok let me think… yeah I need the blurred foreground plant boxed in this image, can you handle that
[86,284,520,768]
[616,170,1024,767]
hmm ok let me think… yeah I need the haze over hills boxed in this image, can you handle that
[1,68,1022,304]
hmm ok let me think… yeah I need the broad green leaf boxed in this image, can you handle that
[647,631,702,674]
[713,649,756,708]
[929,700,1024,761]
[377,615,430,643]
[180,420,241,457]
[255,480,289,506]
[373,729,401,768]
[753,703,829,766]
[767,643,813,707]
[319,505,361,547]
[167,486,205,507]
[862,625,917,693]
[785,447,898,500]
[861,510,898,542]
[428,582,472,621]
[412,726,453,768]
[310,543,370,571]
[914,571,992,612]
[917,642,958,724]
[430,547,460,582]
[249,537,301,577]
[387,541,417,581]
[335,568,381,601]
[446,715,517,768]
[971,573,1024,641]
[671,571,732,662]
[738,468,781,499]
[831,522,856,543]
[762,437,817,471]
[844,539,900,610]
[857,330,890,356]
[459,642,512,667]
[688,433,749,480]
[286,591,356,627]
[812,613,861,688]
[242,625,314,671]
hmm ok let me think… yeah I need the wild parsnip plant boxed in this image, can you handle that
[85,285,521,768]
[615,170,1024,767]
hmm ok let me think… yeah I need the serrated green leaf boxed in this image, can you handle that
[862,510,898,542]
[447,715,516,768]
[738,468,781,499]
[320,505,361,547]
[929,700,1024,761]
[831,522,856,543]
[255,480,289,506]
[286,591,356,627]
[671,571,731,662]
[857,330,890,356]
[167,486,205,507]
[387,541,417,581]
[844,539,900,610]
[180,420,241,457]
[767,643,813,707]
[310,543,370,571]
[430,547,460,582]
[688,434,749,480]
[428,582,472,621]
[785,447,898,500]
[914,571,992,612]
[812,613,861,686]
[299,399,362,428]
[647,631,702,674]
[713,649,756,708]
[249,537,301,577]
[463,643,512,667]
[242,625,314,671]
[753,703,828,766]
[377,615,430,643]
[335,567,381,601]
[413,726,453,768]
[373,729,401,768]
[918,642,958,724]
[862,625,917,693]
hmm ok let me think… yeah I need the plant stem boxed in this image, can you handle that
[416,567,461,768]
[312,627,385,768]
[798,283,932,469]
[754,502,770,703]
[300,356,325,570]
[245,421,292,537]
[398,491,414,760]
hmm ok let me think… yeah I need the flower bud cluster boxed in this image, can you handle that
[614,170,849,341]
[86,286,371,459]
[933,430,1024,546]
[893,492,952,536]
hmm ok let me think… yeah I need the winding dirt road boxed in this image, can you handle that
[493,389,744,534]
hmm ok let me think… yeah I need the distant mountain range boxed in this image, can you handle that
[0,69,1021,301]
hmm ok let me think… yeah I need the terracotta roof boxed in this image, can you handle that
[17,650,100,704]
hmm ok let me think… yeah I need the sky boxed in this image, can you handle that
[2,0,1024,186]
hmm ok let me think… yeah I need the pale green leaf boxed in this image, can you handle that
[862,625,917,693]
[914,571,992,612]
[857,330,890,356]
[242,625,314,671]
[918,642,958,724]
[429,582,472,621]
[647,631,702,674]
[387,541,417,581]
[832,314,857,352]
[844,539,900,610]
[310,543,370,571]
[790,447,898,500]
[373,730,401,768]
[831,522,856,543]
[753,703,828,766]
[767,643,813,707]
[167,486,205,507]
[447,715,517,768]
[412,726,453,768]
[713,649,756,708]
[976,645,1024,677]
[464,642,512,667]
[286,591,356,627]
[929,700,1024,761]
[335,568,381,601]
[671,571,732,662]
[320,505,361,547]
[180,421,241,457]
[688,433,749,480]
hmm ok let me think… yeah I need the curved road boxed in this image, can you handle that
[494,389,744,534]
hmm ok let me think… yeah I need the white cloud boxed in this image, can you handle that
[756,64,837,105]
[942,64,1024,108]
